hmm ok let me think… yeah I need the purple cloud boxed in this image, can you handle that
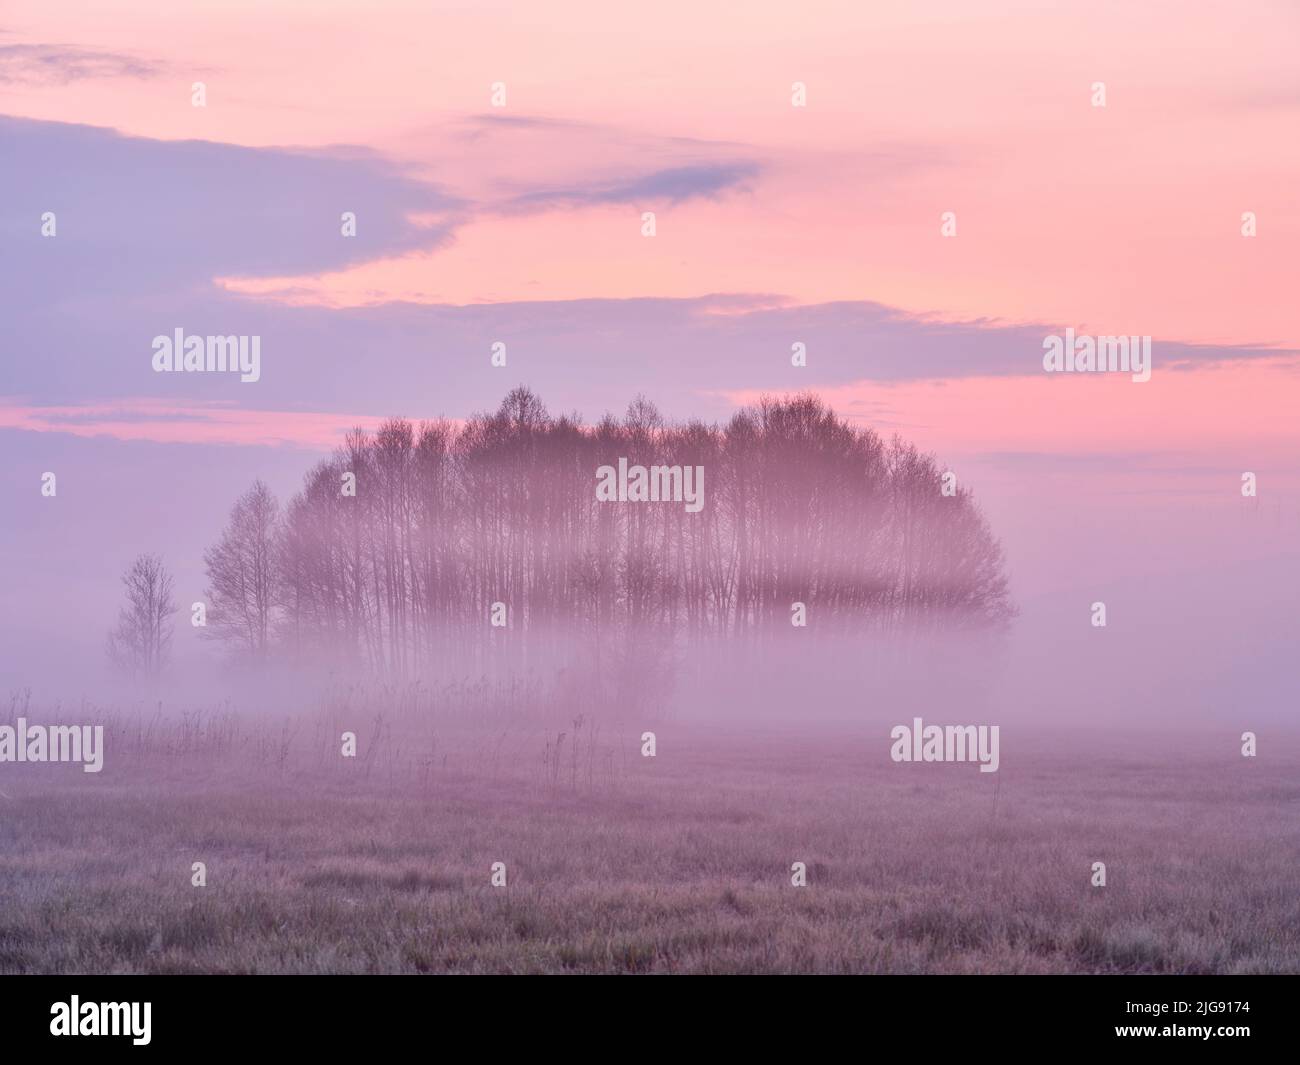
[500,162,762,211]
[0,44,165,85]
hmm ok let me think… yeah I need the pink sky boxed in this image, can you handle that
[4,0,1297,344]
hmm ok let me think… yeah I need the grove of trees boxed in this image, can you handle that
[200,389,1013,679]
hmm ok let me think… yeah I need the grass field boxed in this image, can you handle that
[1,705,1297,974]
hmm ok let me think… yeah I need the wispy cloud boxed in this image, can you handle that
[500,161,762,212]
[0,399,389,449]
[0,44,164,85]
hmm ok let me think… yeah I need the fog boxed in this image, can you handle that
[4,390,1295,735]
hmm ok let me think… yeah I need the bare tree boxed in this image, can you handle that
[106,553,177,678]
[203,479,281,658]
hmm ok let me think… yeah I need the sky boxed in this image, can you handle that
[1,1,1297,721]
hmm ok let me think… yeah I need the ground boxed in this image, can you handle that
[1,713,1296,974]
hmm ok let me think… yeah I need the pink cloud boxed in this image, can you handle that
[0,399,391,449]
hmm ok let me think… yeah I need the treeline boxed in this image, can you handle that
[201,388,1013,676]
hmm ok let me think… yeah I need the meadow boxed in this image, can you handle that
[1,692,1296,974]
